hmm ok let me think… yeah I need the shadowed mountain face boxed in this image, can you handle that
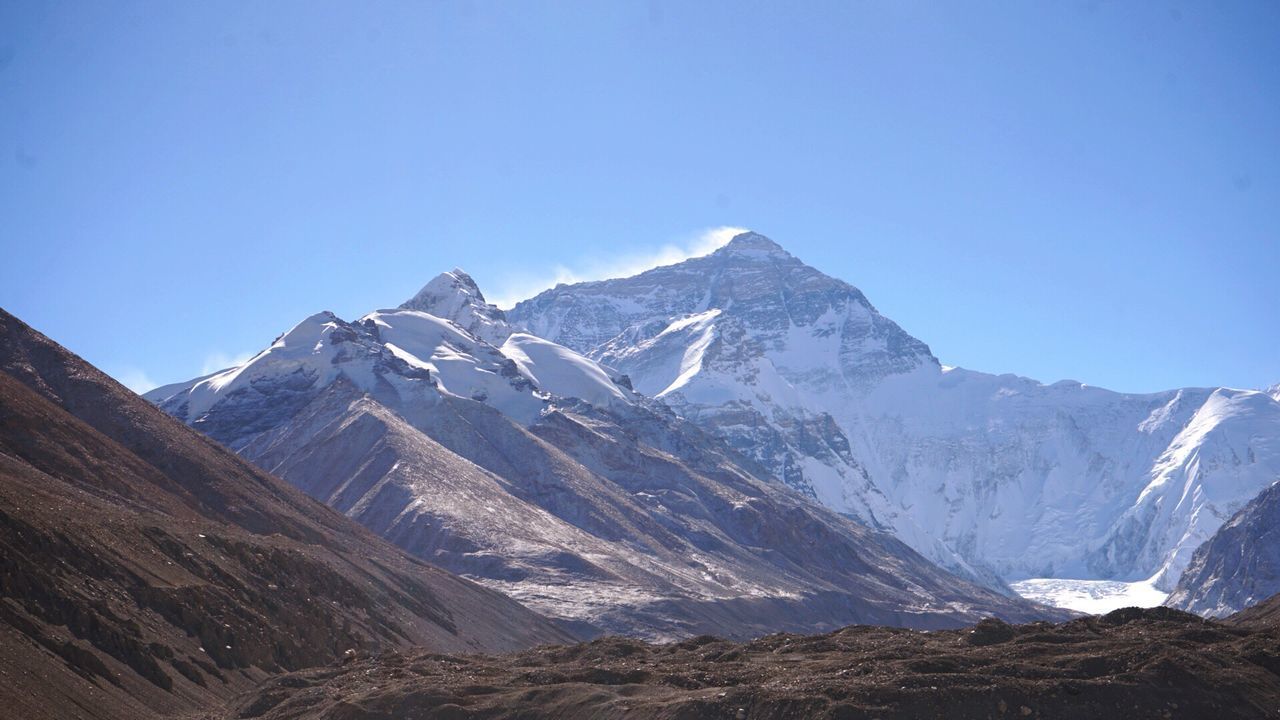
[146,275,1066,641]
[1167,478,1280,617]
[0,308,570,720]
[228,600,1280,720]
[510,232,1280,594]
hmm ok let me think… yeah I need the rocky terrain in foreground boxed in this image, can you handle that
[231,599,1280,720]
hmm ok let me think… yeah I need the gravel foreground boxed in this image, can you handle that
[229,604,1280,720]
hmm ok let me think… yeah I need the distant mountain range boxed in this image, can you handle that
[145,230,1280,624]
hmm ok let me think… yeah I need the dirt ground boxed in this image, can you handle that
[230,604,1280,719]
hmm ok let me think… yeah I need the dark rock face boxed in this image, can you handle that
[228,603,1280,720]
[0,308,570,720]
[1167,479,1280,617]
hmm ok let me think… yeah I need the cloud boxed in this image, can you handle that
[200,351,255,376]
[486,226,747,309]
[109,350,253,396]
[113,368,159,395]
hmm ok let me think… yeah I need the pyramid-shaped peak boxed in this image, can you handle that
[445,268,481,291]
[400,269,511,344]
[716,231,790,258]
[403,269,488,311]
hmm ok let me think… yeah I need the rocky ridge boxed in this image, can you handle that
[229,599,1280,720]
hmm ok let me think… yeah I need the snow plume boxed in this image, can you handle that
[200,350,255,376]
[488,226,747,309]
[113,367,159,395]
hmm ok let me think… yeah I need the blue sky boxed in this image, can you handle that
[1,1,1276,394]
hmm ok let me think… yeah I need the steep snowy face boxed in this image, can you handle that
[509,232,943,541]
[1091,388,1280,587]
[511,231,1280,594]
[401,268,513,345]
[1166,475,1280,618]
[364,308,544,421]
[501,333,633,408]
[856,375,1280,589]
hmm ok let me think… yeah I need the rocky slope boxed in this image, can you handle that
[147,273,1064,640]
[228,598,1280,720]
[1166,478,1280,617]
[510,232,1280,592]
[0,308,570,720]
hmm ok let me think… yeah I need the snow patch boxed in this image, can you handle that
[501,333,631,407]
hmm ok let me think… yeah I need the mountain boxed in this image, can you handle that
[1226,585,1280,626]
[147,273,1064,640]
[401,268,514,345]
[229,600,1280,720]
[509,231,1280,592]
[1166,478,1280,617]
[0,308,569,720]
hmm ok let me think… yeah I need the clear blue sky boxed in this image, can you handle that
[2,1,1276,394]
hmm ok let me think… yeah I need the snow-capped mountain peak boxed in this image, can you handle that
[146,270,648,447]
[400,268,512,344]
[714,230,791,259]
[511,231,1280,597]
[404,268,484,308]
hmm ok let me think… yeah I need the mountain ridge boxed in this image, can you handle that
[146,275,1067,639]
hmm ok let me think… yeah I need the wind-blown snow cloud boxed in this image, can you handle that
[113,367,159,395]
[110,350,253,396]
[200,351,255,376]
[487,226,747,309]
